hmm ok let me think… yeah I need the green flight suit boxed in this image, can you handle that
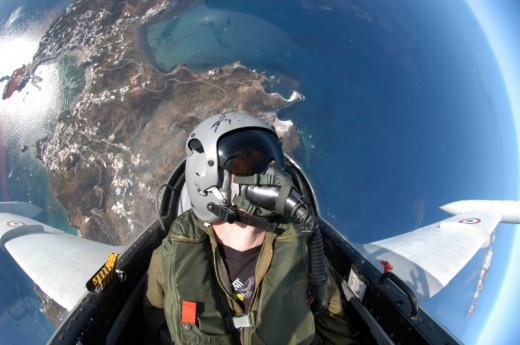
[145,209,357,345]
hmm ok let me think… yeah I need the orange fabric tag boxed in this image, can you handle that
[181,300,197,324]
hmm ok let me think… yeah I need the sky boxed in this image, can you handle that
[465,1,520,344]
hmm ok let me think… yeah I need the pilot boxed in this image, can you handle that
[143,112,358,345]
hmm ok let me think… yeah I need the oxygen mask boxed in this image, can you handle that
[206,127,313,230]
[232,163,314,231]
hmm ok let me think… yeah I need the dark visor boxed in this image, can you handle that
[218,129,284,175]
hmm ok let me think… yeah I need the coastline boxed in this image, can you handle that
[138,0,194,74]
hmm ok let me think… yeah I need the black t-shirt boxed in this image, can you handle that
[217,243,262,311]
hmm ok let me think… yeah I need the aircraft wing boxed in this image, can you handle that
[1,206,121,311]
[360,200,518,299]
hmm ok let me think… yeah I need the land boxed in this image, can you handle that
[30,0,303,244]
[2,65,28,100]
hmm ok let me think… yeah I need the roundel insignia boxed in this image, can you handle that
[459,218,481,224]
[7,220,26,227]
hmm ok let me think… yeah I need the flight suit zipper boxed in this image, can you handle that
[212,244,247,345]
[207,227,277,344]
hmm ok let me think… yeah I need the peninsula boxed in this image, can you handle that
[31,0,303,244]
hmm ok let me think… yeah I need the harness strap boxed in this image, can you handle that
[275,186,292,214]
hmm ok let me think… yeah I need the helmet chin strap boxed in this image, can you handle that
[207,202,278,231]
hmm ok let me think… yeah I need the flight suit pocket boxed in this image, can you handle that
[180,315,235,344]
[197,311,231,335]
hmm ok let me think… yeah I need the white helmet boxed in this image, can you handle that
[185,112,285,223]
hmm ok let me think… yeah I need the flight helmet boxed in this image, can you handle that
[185,111,285,223]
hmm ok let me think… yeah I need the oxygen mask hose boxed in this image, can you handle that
[309,220,330,315]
